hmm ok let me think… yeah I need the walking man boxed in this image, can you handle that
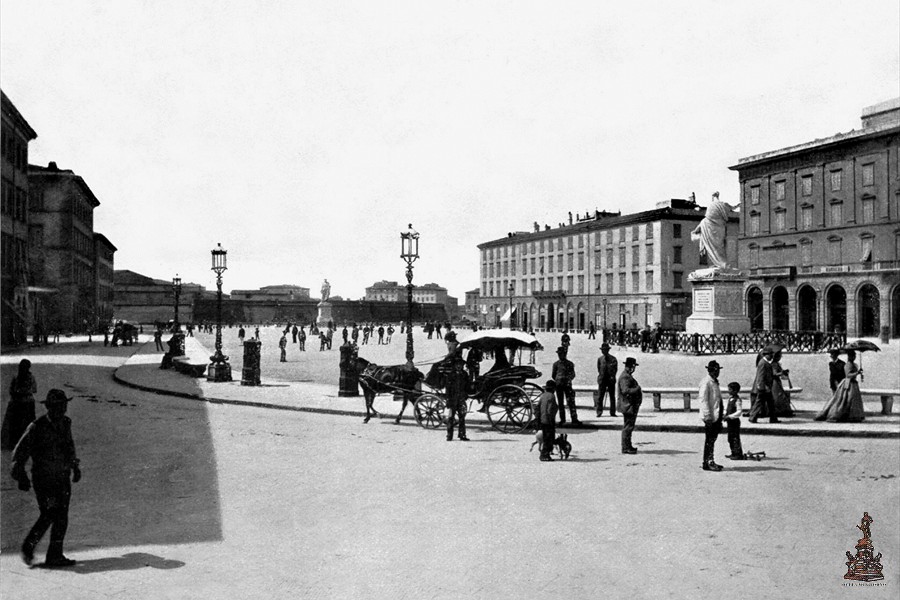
[698,360,724,471]
[386,325,394,343]
[292,324,299,344]
[298,327,306,351]
[279,334,287,362]
[596,342,618,417]
[238,326,245,343]
[154,328,164,351]
[11,389,81,567]
[377,325,385,345]
[537,380,558,462]
[587,321,596,339]
[552,346,581,427]
[617,357,642,454]
[749,347,779,423]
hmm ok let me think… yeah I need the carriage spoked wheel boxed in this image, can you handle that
[521,382,544,430]
[486,384,534,434]
[414,393,446,429]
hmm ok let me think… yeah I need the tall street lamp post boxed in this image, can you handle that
[208,243,232,382]
[400,224,419,368]
[508,282,515,329]
[172,274,182,329]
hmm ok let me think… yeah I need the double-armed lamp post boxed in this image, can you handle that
[207,243,232,382]
[172,274,182,329]
[400,224,419,368]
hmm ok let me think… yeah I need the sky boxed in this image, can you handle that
[1,0,898,300]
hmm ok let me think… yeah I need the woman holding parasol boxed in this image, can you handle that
[814,341,877,422]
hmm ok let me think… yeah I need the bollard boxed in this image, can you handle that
[338,343,360,397]
[241,339,262,386]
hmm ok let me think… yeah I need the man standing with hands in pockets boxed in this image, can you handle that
[617,357,642,454]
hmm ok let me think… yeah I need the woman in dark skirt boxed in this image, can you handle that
[1,359,38,449]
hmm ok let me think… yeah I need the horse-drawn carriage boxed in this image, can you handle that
[356,330,543,434]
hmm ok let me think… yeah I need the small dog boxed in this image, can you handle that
[530,432,572,459]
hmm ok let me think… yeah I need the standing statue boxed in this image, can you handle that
[320,279,331,303]
[690,192,738,270]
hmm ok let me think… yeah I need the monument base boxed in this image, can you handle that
[685,270,751,335]
[316,301,334,328]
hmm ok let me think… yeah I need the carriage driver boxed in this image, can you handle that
[425,331,470,441]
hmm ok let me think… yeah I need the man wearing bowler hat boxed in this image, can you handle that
[11,389,81,567]
[698,360,725,471]
[596,342,618,417]
[552,346,581,427]
[617,357,642,454]
[749,346,779,423]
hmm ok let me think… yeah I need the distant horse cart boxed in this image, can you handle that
[353,330,543,433]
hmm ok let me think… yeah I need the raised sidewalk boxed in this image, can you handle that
[114,338,900,439]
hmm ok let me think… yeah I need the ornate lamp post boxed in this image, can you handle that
[508,282,515,329]
[400,224,419,367]
[172,274,182,329]
[207,243,232,382]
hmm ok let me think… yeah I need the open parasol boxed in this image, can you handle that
[840,340,881,380]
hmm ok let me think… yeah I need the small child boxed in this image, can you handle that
[725,382,745,460]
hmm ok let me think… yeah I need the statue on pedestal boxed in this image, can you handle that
[690,192,739,276]
[320,279,331,304]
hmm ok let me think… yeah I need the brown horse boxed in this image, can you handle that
[353,357,424,423]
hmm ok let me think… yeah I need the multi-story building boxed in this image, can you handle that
[1,90,38,344]
[230,285,310,302]
[731,98,900,337]
[94,233,116,326]
[477,199,734,331]
[28,161,116,332]
[113,269,208,324]
[364,280,457,317]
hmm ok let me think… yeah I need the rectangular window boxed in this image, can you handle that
[673,271,683,289]
[750,214,760,236]
[673,246,682,264]
[578,235,584,248]
[862,163,875,187]
[830,170,842,191]
[800,243,812,266]
[557,255,563,271]
[645,271,654,291]
[619,247,626,268]
[631,271,639,292]
[557,276,563,291]
[632,226,639,241]
[606,277,612,294]
[750,246,759,268]
[646,223,654,239]
[577,252,584,270]
[578,275,584,294]
[830,202,843,226]
[773,210,785,232]
[632,246,640,266]
[861,237,874,262]
[862,198,875,224]
[618,273,626,293]
[829,239,842,264]
[567,276,574,293]
[568,236,574,249]
[801,175,813,196]
[801,206,813,230]
[530,258,536,274]
[645,243,654,264]
[775,180,786,201]
[547,256,553,274]
[673,224,682,239]
[750,185,760,204]
[606,248,613,268]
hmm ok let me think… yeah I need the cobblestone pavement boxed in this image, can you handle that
[1,339,898,599]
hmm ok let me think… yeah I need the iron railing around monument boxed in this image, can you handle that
[600,328,847,355]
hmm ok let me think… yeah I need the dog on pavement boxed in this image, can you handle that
[530,432,572,459]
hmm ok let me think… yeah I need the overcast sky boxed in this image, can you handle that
[2,1,898,300]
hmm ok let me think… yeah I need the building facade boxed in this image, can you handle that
[477,199,734,331]
[731,98,900,337]
[28,161,116,333]
[364,280,457,317]
[113,269,208,324]
[230,285,310,302]
[1,90,38,344]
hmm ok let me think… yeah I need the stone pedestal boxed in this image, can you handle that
[241,339,261,386]
[684,269,751,335]
[316,302,334,329]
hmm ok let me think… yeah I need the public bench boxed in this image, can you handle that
[861,389,899,415]
[572,385,803,412]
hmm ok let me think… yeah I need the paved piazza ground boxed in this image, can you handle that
[0,334,898,599]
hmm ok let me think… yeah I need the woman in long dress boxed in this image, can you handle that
[815,350,865,422]
[771,352,794,417]
[1,359,37,450]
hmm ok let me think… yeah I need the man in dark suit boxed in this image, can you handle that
[425,332,470,442]
[749,347,779,423]
[829,349,846,392]
[617,357,642,454]
[596,343,618,417]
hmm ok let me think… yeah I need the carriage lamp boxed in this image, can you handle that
[400,225,419,366]
[208,243,232,382]
[172,275,182,328]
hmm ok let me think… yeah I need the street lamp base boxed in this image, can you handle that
[207,361,233,382]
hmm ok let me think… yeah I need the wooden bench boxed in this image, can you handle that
[172,354,210,378]
[572,385,802,411]
[861,389,899,415]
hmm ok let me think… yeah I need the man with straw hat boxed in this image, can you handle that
[11,389,81,567]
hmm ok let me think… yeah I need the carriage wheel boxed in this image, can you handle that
[414,393,446,429]
[486,384,533,434]
[521,382,543,430]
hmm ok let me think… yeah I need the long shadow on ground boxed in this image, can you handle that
[1,352,222,553]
